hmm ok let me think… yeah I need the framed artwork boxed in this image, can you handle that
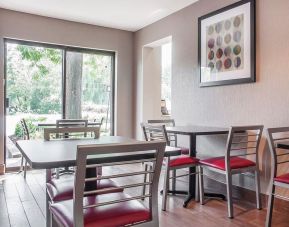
[198,0,255,87]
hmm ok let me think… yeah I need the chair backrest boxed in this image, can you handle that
[44,126,100,141]
[55,119,89,138]
[56,119,88,128]
[20,118,30,140]
[225,125,264,170]
[141,123,170,146]
[73,141,166,226]
[267,127,289,179]
[147,119,175,127]
[147,119,176,146]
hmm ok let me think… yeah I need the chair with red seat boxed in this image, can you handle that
[147,120,189,196]
[50,140,166,227]
[199,125,263,218]
[147,119,189,155]
[266,127,289,227]
[44,127,123,204]
[141,123,199,211]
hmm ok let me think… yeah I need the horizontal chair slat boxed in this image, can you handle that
[230,146,257,151]
[86,158,156,168]
[233,134,259,138]
[83,194,152,209]
[273,137,289,141]
[85,170,155,181]
[83,187,121,196]
[44,126,100,140]
[120,182,152,189]
[231,141,257,144]
[229,153,256,157]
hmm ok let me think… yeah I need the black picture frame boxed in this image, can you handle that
[198,0,256,87]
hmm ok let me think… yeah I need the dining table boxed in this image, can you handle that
[16,136,181,227]
[166,125,229,207]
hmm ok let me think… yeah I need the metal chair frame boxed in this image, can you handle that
[199,125,263,218]
[44,126,100,179]
[56,119,88,138]
[50,141,166,227]
[141,123,199,211]
[266,127,289,227]
[147,119,177,146]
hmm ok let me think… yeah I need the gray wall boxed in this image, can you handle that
[134,0,289,193]
[0,8,134,168]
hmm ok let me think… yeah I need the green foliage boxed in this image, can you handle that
[7,43,112,118]
[7,43,62,114]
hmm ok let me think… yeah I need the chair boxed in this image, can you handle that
[55,120,90,177]
[19,118,30,179]
[141,123,199,211]
[147,119,189,155]
[49,141,166,227]
[56,119,88,138]
[266,127,289,227]
[44,126,116,204]
[199,125,263,218]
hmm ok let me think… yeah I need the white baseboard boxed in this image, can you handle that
[0,164,5,175]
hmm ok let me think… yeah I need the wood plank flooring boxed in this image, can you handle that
[0,167,288,227]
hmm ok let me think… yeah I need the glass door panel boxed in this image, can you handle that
[5,42,62,168]
[65,50,114,135]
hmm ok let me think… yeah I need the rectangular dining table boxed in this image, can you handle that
[16,136,181,227]
[166,125,229,207]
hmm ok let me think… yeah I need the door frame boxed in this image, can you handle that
[3,38,116,167]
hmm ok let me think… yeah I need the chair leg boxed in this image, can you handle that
[265,183,275,227]
[172,169,176,193]
[255,169,262,210]
[20,156,24,172]
[142,164,148,199]
[198,166,204,205]
[24,160,28,179]
[162,159,170,211]
[225,173,234,218]
[195,167,199,202]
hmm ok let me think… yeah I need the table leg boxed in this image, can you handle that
[183,135,196,207]
[183,135,226,208]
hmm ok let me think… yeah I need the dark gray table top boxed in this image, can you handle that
[16,136,181,169]
[166,125,229,136]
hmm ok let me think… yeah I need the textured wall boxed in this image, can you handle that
[134,0,289,194]
[0,8,134,169]
[142,46,162,122]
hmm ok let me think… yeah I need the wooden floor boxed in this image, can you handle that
[0,167,289,227]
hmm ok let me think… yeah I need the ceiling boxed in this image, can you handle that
[0,0,199,31]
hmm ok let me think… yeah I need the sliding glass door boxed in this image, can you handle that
[4,40,115,169]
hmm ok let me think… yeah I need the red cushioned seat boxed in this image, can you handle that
[169,155,199,167]
[47,176,123,202]
[180,147,190,155]
[200,156,256,171]
[274,173,289,184]
[50,192,150,227]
